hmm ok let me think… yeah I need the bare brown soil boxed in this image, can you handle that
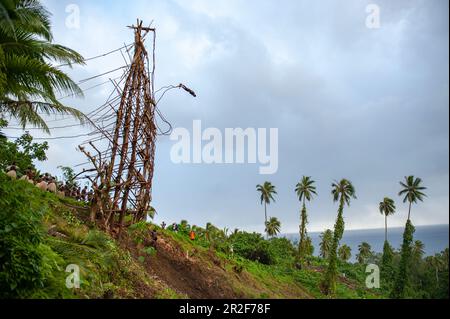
[146,236,241,299]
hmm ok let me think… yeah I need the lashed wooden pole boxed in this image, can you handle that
[79,19,194,238]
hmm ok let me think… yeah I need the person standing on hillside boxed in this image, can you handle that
[21,167,35,184]
[47,177,57,193]
[150,229,158,248]
[6,162,18,180]
[75,187,81,201]
[81,186,88,202]
[189,230,196,241]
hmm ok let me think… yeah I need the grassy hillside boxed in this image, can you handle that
[0,173,384,299]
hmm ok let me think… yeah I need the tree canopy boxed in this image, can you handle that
[0,0,86,132]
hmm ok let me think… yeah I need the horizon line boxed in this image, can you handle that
[282,223,450,235]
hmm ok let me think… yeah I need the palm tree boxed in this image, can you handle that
[356,242,373,264]
[391,176,427,298]
[323,179,356,295]
[428,254,444,284]
[379,197,396,243]
[0,0,86,132]
[412,240,425,261]
[265,217,281,238]
[398,176,427,221]
[338,244,352,262]
[295,176,317,259]
[391,219,415,298]
[319,229,333,259]
[256,181,277,228]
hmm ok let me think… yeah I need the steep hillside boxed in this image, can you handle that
[0,174,383,299]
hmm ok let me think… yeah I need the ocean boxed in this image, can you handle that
[283,224,449,262]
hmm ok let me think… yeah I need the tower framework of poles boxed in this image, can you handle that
[107,21,157,227]
[80,20,158,235]
[78,20,195,236]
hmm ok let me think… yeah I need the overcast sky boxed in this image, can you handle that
[7,0,449,233]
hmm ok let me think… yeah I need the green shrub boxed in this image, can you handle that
[128,221,150,245]
[268,237,296,265]
[62,210,82,228]
[230,232,275,265]
[28,243,72,299]
[248,241,274,265]
[179,220,191,234]
[0,132,48,174]
[82,230,112,250]
[0,174,51,297]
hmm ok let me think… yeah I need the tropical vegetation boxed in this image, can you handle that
[256,181,277,237]
[0,0,447,301]
[295,176,317,261]
[265,217,281,238]
[392,176,428,298]
[322,179,356,295]
[0,0,86,132]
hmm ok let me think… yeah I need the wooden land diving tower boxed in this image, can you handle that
[79,20,196,236]
[105,21,157,231]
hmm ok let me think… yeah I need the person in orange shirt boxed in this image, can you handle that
[189,230,196,241]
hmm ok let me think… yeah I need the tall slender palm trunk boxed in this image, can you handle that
[264,202,268,238]
[408,201,412,221]
[299,198,307,258]
[264,202,268,225]
[385,215,388,243]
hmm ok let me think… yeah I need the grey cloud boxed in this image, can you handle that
[26,0,449,233]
